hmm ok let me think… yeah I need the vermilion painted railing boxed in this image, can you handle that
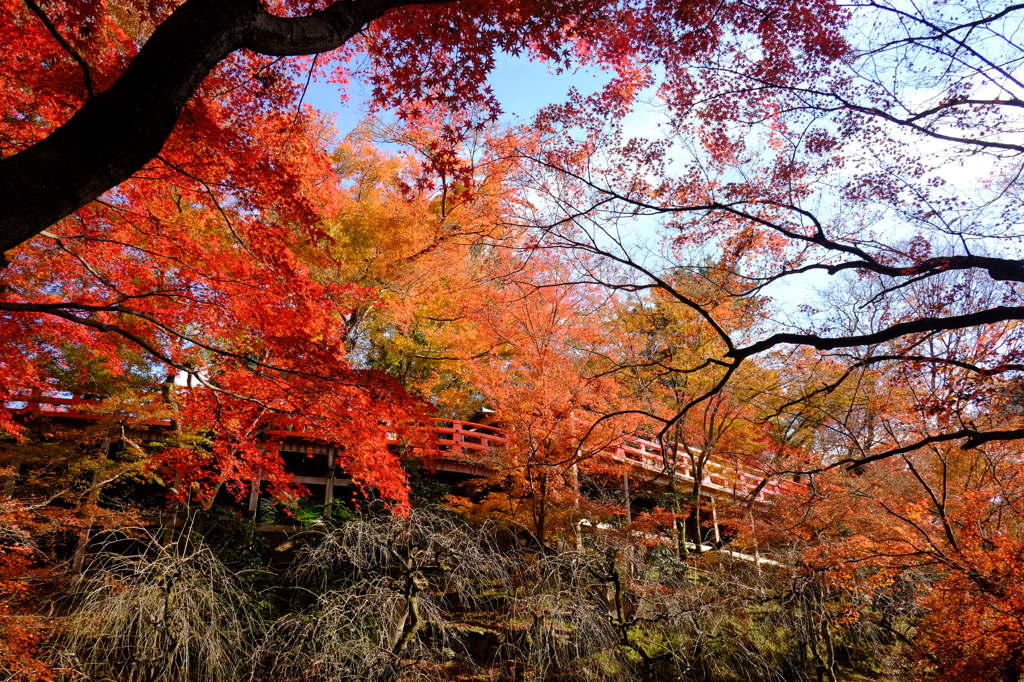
[6,393,172,425]
[8,393,801,503]
[414,419,802,504]
[610,435,801,503]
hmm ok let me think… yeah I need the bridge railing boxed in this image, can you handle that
[409,422,801,504]
[428,420,509,455]
[6,393,802,503]
[6,392,173,425]
[609,433,800,503]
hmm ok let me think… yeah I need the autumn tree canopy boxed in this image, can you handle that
[3,1,1024,679]
[0,0,847,249]
[0,0,852,506]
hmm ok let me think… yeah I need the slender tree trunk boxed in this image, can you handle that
[385,553,423,682]
[571,462,583,551]
[532,469,548,548]
[691,470,703,554]
[71,435,111,572]
[1,458,21,496]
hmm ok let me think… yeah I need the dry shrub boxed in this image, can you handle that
[261,509,513,682]
[53,525,260,682]
[508,550,626,682]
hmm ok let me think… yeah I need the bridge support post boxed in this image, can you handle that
[749,509,762,575]
[622,472,636,578]
[248,474,260,520]
[571,463,583,551]
[324,448,336,511]
[710,496,721,547]
[622,473,632,525]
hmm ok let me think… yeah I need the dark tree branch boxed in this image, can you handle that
[526,156,1024,285]
[23,0,95,98]
[732,305,1024,358]
[851,354,1024,377]
[0,0,453,254]
[0,299,372,390]
[764,352,1024,422]
[832,428,1024,470]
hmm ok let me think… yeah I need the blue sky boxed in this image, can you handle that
[302,52,609,136]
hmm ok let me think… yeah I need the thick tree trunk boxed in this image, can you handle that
[0,0,445,253]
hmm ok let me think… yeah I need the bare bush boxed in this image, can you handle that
[53,525,260,682]
[260,579,453,682]
[508,549,627,682]
[507,542,819,682]
[41,510,904,681]
[260,508,514,682]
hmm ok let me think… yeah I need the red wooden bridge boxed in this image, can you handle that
[385,419,801,504]
[7,393,802,509]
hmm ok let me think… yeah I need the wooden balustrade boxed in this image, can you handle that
[6,392,173,425]
[7,393,802,504]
